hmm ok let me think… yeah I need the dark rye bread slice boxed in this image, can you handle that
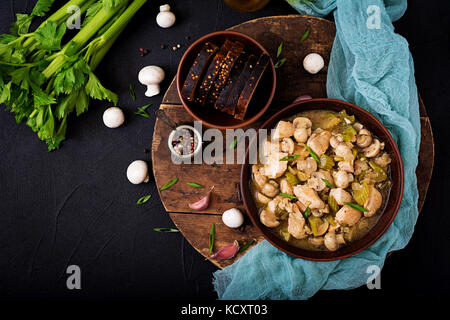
[234,53,270,120]
[181,42,219,102]
[215,53,249,115]
[220,54,257,116]
[207,41,245,106]
[196,39,234,105]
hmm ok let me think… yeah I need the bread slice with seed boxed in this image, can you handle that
[221,54,257,116]
[215,53,249,115]
[181,42,219,102]
[234,53,270,120]
[196,39,234,105]
[206,41,245,106]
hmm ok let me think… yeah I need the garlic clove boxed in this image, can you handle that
[210,240,240,260]
[188,186,214,211]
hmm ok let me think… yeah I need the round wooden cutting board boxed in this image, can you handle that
[151,15,434,269]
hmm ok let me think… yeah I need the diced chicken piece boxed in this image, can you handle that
[280,178,293,195]
[288,206,307,239]
[296,157,317,174]
[307,176,326,192]
[332,170,354,189]
[261,180,279,197]
[335,205,362,226]
[281,138,295,154]
[293,185,325,209]
[263,140,281,157]
[374,152,391,168]
[292,144,310,159]
[364,185,382,217]
[334,142,354,161]
[309,237,324,246]
[317,169,334,186]
[354,159,369,175]
[260,209,280,228]
[329,188,353,205]
[272,121,294,141]
[324,231,339,251]
[264,152,288,178]
[338,160,354,173]
[307,128,331,156]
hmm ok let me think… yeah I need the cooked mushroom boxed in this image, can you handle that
[292,117,312,143]
[261,180,279,198]
[316,219,330,236]
[260,209,280,228]
[297,157,317,174]
[272,121,295,141]
[335,205,362,226]
[256,192,272,204]
[281,137,295,154]
[332,170,354,189]
[307,128,331,156]
[364,185,383,217]
[356,129,372,148]
[363,139,381,158]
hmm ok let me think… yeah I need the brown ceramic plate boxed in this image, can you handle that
[240,98,404,261]
[176,31,276,129]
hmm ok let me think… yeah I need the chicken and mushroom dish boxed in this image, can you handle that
[251,110,392,251]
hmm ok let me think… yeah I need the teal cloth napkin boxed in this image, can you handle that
[213,0,420,300]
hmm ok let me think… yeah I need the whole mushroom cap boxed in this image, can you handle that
[156,4,176,28]
[138,66,165,85]
[303,53,325,74]
[127,160,149,184]
[103,107,125,128]
[222,208,244,228]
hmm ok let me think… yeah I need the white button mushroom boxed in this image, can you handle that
[138,65,165,97]
[222,208,244,228]
[156,4,176,28]
[126,160,149,184]
[303,53,325,74]
[103,107,124,128]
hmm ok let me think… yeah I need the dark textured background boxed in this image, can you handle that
[0,0,448,301]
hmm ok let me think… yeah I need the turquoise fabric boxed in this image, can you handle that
[213,0,420,300]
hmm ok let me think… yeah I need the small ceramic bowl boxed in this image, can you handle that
[176,31,276,129]
[240,98,404,261]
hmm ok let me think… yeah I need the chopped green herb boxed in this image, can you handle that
[135,103,151,118]
[129,83,136,100]
[279,192,297,200]
[153,228,179,233]
[274,58,286,69]
[137,194,151,205]
[303,206,310,219]
[276,42,283,58]
[299,28,310,44]
[229,137,239,150]
[209,223,215,255]
[160,178,178,191]
[280,154,300,161]
[186,182,204,188]
[321,178,334,189]
[238,240,255,253]
[344,202,369,212]
[304,144,320,163]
